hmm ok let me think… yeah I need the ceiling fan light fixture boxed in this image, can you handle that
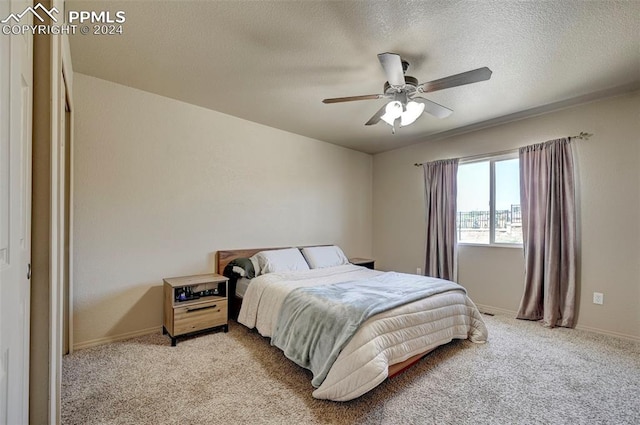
[400,101,425,126]
[380,101,403,126]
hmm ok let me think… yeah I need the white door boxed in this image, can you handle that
[0,0,33,423]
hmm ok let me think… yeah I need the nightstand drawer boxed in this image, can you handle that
[174,299,227,335]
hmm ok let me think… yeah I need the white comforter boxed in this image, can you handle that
[237,264,488,401]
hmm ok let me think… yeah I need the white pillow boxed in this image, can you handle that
[249,254,261,276]
[301,245,349,269]
[255,248,310,274]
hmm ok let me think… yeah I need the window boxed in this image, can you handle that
[456,153,523,246]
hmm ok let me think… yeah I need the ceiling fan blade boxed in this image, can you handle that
[322,94,383,104]
[377,52,406,86]
[364,103,388,126]
[412,97,453,119]
[418,67,492,93]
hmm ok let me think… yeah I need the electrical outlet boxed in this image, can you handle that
[593,292,604,305]
[416,267,422,275]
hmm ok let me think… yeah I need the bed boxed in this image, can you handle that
[216,246,488,401]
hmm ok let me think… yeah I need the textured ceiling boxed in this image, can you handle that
[67,1,640,154]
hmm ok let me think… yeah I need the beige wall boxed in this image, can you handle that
[73,73,373,347]
[373,91,640,340]
[73,73,639,345]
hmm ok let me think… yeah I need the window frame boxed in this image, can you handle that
[457,150,522,248]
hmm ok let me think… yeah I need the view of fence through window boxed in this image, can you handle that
[457,157,523,245]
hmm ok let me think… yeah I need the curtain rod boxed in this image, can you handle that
[413,132,593,167]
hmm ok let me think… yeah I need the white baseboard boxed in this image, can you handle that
[574,324,640,342]
[72,326,162,351]
[71,306,639,351]
[475,303,640,342]
[475,304,518,317]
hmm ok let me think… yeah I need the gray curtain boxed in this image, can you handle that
[517,138,577,328]
[423,159,458,281]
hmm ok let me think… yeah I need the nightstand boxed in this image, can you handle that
[350,257,375,270]
[163,273,229,346]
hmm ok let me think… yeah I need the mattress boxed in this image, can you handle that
[235,277,251,298]
[237,264,488,401]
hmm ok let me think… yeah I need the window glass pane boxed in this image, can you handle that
[457,162,490,244]
[495,158,523,244]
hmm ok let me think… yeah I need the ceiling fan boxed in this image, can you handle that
[322,52,492,133]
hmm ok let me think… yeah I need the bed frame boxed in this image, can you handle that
[215,246,431,379]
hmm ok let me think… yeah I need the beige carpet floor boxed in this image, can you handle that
[62,313,640,424]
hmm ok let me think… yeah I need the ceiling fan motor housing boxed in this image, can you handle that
[384,75,418,95]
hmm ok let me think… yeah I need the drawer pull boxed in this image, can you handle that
[186,304,217,313]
